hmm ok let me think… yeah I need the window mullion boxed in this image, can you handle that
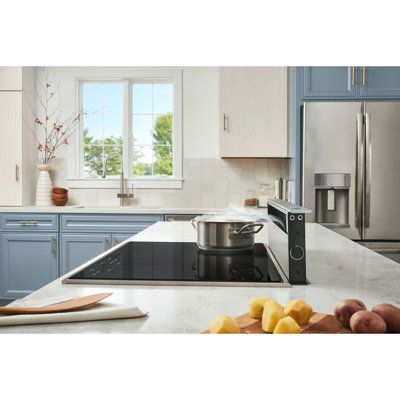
[123,80,131,178]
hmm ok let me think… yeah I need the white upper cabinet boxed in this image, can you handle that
[0,67,36,206]
[0,92,23,205]
[0,67,23,91]
[219,67,289,158]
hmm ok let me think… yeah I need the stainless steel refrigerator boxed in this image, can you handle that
[302,102,400,261]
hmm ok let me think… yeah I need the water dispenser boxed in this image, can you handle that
[314,173,350,227]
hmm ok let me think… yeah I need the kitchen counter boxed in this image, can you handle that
[1,221,399,333]
[0,206,230,214]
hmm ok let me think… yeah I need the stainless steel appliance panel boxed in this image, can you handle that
[303,102,362,239]
[363,102,400,240]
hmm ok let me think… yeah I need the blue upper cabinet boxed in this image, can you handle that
[302,67,357,99]
[301,67,400,100]
[358,67,400,99]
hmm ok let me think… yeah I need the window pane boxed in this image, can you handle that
[82,82,123,177]
[153,146,173,176]
[133,146,153,176]
[104,114,123,140]
[103,84,124,114]
[132,115,153,145]
[153,113,173,146]
[83,145,104,177]
[153,83,173,114]
[83,115,103,141]
[104,145,123,175]
[83,83,103,109]
[133,84,152,114]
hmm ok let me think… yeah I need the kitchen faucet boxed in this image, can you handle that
[102,151,134,206]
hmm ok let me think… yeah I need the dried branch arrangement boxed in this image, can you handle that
[24,68,89,164]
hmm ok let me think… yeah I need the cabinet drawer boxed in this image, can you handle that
[60,214,163,233]
[1,214,58,231]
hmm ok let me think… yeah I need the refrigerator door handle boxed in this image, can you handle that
[355,113,364,237]
[365,113,371,228]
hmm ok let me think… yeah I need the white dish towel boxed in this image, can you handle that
[0,302,148,326]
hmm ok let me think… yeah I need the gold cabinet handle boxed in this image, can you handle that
[15,164,20,182]
[103,236,109,251]
[51,236,56,255]
[223,113,228,132]
[351,66,355,86]
[362,67,366,86]
[19,220,38,226]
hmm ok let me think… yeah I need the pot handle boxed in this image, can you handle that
[233,223,263,236]
[191,219,197,230]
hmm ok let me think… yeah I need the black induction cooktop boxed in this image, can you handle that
[64,241,287,286]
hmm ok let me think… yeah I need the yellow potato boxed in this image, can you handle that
[262,300,285,333]
[249,297,271,319]
[208,315,240,334]
[284,299,313,325]
[273,316,301,334]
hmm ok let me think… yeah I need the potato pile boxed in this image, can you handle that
[208,298,313,334]
[334,299,400,333]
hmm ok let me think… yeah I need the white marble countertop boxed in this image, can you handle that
[0,206,231,214]
[1,221,399,333]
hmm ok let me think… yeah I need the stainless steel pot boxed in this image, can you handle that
[191,215,263,251]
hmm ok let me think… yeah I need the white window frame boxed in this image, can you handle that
[67,68,183,189]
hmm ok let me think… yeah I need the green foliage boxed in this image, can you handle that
[153,113,173,175]
[133,112,173,176]
[84,112,173,177]
[84,129,122,176]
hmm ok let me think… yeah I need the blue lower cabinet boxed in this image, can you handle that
[111,234,133,247]
[1,233,58,299]
[60,233,112,275]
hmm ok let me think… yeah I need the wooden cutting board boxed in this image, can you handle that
[205,312,352,334]
[0,293,113,315]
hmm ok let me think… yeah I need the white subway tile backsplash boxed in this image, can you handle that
[228,180,242,195]
[214,179,228,194]
[241,167,255,181]
[268,159,282,170]
[254,167,269,182]
[228,194,243,207]
[214,166,229,180]
[202,193,215,208]
[84,189,99,207]
[227,166,242,181]
[214,193,228,208]
[66,158,293,208]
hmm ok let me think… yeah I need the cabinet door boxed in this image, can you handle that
[0,92,22,206]
[219,67,288,157]
[60,234,111,275]
[112,234,133,247]
[358,67,400,99]
[302,67,357,99]
[1,233,58,299]
[0,67,22,90]
[219,67,245,157]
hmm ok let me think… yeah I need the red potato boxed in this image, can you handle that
[350,310,386,333]
[334,299,367,328]
[371,303,400,333]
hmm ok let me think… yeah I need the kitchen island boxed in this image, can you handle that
[1,221,399,333]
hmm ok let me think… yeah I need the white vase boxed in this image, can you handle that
[36,163,53,207]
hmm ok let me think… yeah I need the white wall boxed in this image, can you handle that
[34,66,289,208]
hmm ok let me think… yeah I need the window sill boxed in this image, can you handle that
[67,177,183,189]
